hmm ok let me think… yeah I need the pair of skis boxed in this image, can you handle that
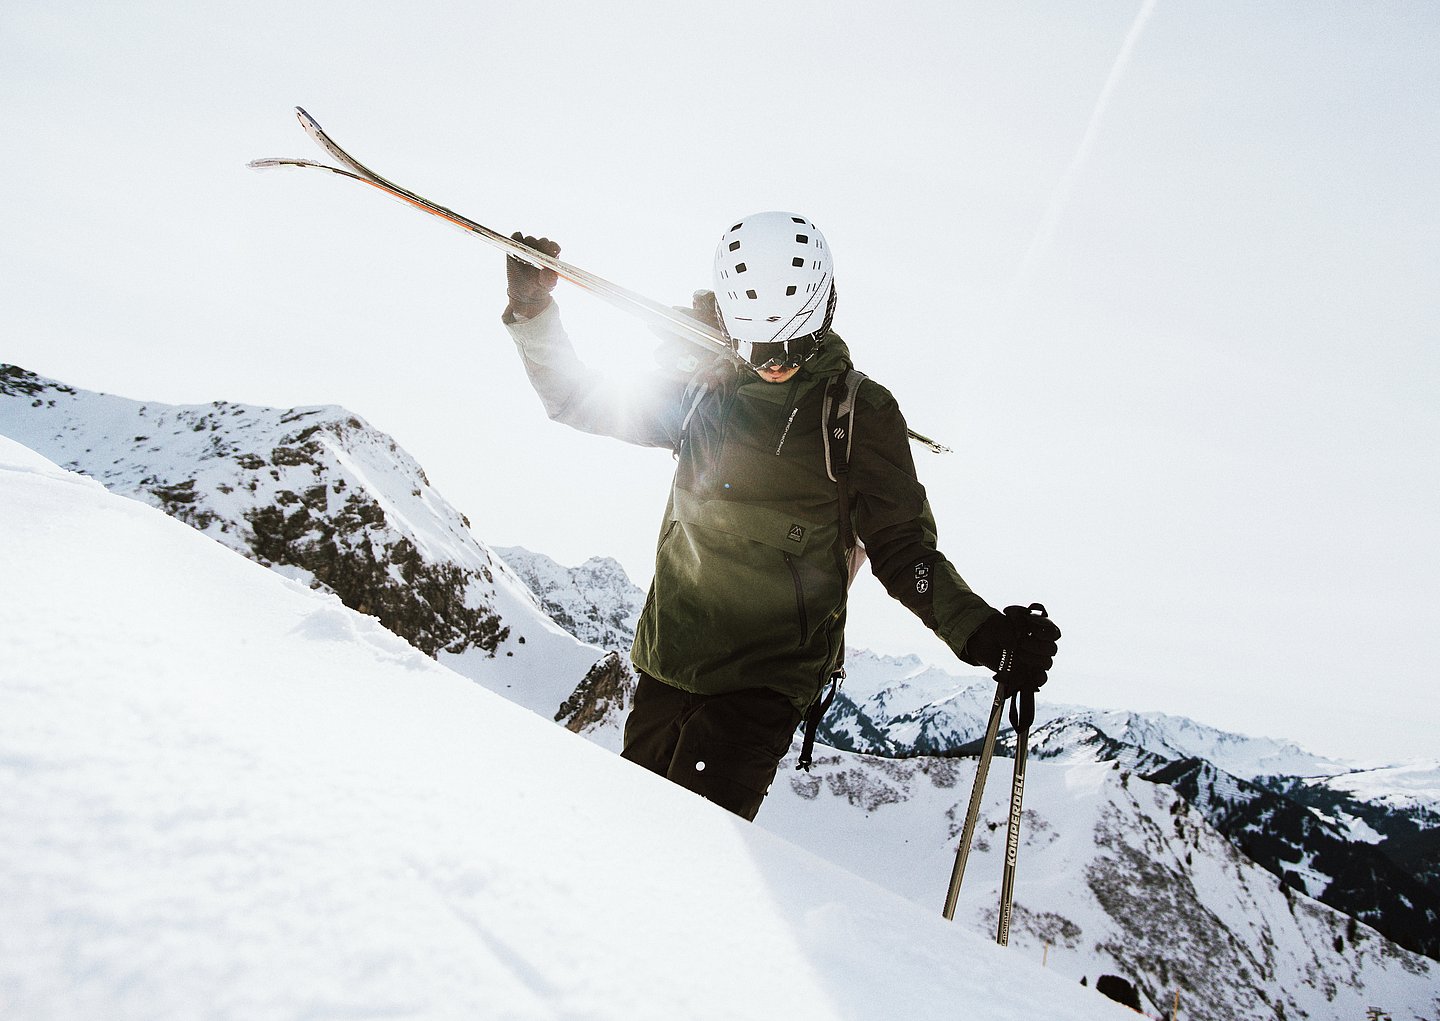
[249,108,949,454]
[942,603,1046,946]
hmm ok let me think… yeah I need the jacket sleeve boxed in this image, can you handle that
[503,300,687,450]
[848,381,997,663]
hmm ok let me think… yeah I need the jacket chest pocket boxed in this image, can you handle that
[712,401,827,500]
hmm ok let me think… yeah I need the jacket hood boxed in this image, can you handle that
[806,331,852,377]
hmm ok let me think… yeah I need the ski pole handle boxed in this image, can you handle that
[991,602,1050,687]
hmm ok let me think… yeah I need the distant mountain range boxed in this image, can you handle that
[4,363,1436,1020]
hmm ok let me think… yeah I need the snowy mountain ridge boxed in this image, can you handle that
[0,363,607,722]
[4,365,1438,1017]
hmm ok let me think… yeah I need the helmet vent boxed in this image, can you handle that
[712,211,834,344]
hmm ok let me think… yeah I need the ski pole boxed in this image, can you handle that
[941,602,1048,933]
[996,686,1036,946]
[248,108,954,453]
[941,683,1008,920]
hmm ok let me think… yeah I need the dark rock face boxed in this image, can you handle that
[555,651,635,735]
[1145,758,1440,961]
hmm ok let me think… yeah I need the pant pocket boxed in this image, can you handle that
[666,688,802,818]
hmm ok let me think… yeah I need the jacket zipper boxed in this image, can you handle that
[771,374,805,455]
[783,553,808,649]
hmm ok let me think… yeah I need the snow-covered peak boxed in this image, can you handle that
[494,545,646,652]
[1028,707,1354,781]
[1,364,470,564]
[0,363,605,720]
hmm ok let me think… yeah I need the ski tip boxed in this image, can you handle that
[908,431,952,454]
[246,157,328,172]
[294,106,319,129]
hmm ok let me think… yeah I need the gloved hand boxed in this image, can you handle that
[963,604,1061,692]
[506,233,560,316]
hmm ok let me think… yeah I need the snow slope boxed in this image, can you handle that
[0,437,1138,1021]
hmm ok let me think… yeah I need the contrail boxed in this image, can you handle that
[1003,0,1158,309]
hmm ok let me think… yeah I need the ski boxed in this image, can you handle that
[249,107,951,454]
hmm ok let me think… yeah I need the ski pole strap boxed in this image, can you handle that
[1008,689,1036,733]
[994,603,1045,731]
[797,670,842,772]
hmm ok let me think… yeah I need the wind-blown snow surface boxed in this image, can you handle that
[0,438,1135,1021]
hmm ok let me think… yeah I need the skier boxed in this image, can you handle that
[499,212,1060,820]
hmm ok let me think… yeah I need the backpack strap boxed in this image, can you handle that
[797,367,868,772]
[821,368,866,550]
[669,294,728,457]
[675,364,724,457]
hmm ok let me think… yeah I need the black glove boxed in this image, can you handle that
[963,604,1061,692]
[506,233,560,315]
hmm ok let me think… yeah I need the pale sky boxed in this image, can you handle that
[3,1,1436,762]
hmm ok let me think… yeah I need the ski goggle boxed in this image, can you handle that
[735,335,817,371]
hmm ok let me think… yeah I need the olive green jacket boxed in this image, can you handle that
[505,301,995,713]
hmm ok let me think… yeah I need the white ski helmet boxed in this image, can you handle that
[713,212,835,352]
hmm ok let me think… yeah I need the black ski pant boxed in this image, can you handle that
[621,672,802,822]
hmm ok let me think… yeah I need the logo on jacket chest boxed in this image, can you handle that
[788,524,806,543]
